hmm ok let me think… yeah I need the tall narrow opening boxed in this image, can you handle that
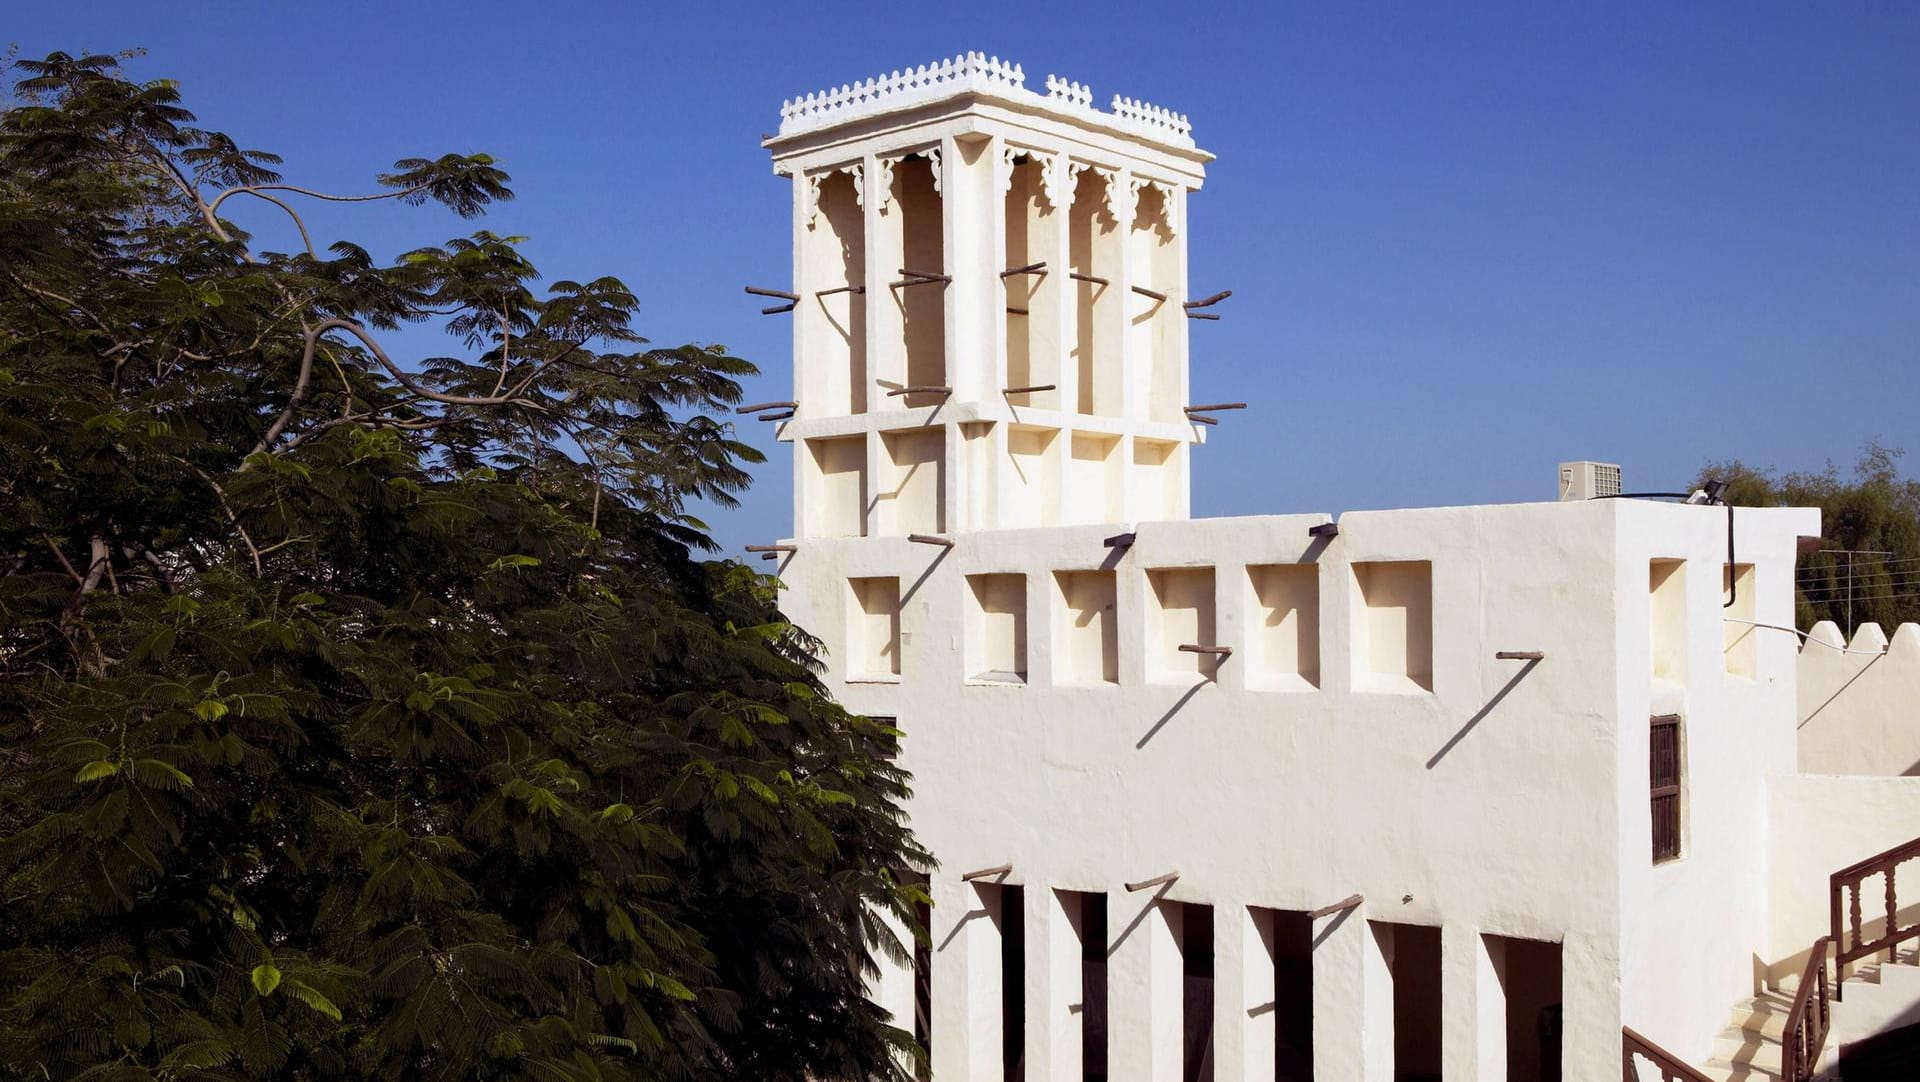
[1129,182,1182,422]
[1004,155,1060,410]
[1053,890,1109,1082]
[1147,567,1219,683]
[1368,921,1442,1082]
[1064,432,1121,526]
[1131,437,1182,523]
[846,577,901,680]
[1723,562,1756,679]
[1248,907,1316,1082]
[1180,903,1215,1082]
[1069,167,1120,416]
[1004,425,1060,530]
[995,884,1027,1082]
[805,435,868,538]
[802,169,866,415]
[1649,558,1688,682]
[1248,565,1321,691]
[966,574,1028,683]
[1055,570,1119,685]
[878,428,945,535]
[1484,935,1562,1082]
[914,895,933,1080]
[892,156,947,408]
[1352,561,1433,692]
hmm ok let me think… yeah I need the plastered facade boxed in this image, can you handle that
[751,54,1880,1080]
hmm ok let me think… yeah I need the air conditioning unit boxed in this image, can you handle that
[1559,461,1622,501]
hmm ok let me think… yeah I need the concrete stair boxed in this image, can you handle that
[1696,944,1920,1082]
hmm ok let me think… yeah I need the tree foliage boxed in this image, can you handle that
[0,51,928,1080]
[1697,442,1920,631]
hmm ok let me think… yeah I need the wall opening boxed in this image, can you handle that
[885,155,947,408]
[1352,561,1433,692]
[1245,908,1315,1082]
[1129,183,1183,422]
[999,884,1027,1082]
[1248,565,1320,691]
[1650,558,1688,682]
[805,435,867,538]
[1004,155,1060,410]
[1131,437,1183,523]
[1064,432,1122,525]
[966,574,1028,683]
[1004,425,1060,530]
[847,577,901,680]
[1053,890,1109,1082]
[1069,167,1120,416]
[1650,713,1684,863]
[1180,903,1216,1082]
[1483,935,1562,1082]
[878,428,945,535]
[802,169,866,415]
[1148,567,1220,683]
[1055,570,1119,685]
[914,896,933,1079]
[1368,921,1442,1082]
[1723,562,1756,680]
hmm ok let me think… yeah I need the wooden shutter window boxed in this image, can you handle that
[1650,715,1683,863]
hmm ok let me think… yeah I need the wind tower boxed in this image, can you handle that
[755,53,1216,542]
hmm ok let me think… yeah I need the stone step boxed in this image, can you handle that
[1710,1027,1783,1074]
[1697,1061,1783,1082]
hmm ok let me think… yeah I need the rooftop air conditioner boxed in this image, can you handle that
[1559,461,1622,502]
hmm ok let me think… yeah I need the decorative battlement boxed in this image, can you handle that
[776,51,1195,148]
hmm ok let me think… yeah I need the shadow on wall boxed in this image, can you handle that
[1798,622,1920,777]
[1426,658,1540,770]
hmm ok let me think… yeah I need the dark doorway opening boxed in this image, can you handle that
[1182,902,1215,1082]
[999,884,1026,1082]
[1489,935,1562,1082]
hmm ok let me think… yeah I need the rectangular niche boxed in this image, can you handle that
[1351,561,1433,692]
[1147,567,1219,682]
[805,435,867,538]
[879,155,947,409]
[1247,564,1320,691]
[846,577,900,681]
[965,574,1028,683]
[1128,182,1184,423]
[1723,563,1755,680]
[877,428,945,536]
[1003,154,1061,411]
[1003,425,1060,530]
[800,169,867,415]
[1064,432,1122,526]
[1054,570,1119,685]
[1131,437,1183,523]
[1650,558,1687,682]
[1069,165,1121,417]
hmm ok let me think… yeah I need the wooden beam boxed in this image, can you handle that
[744,286,799,301]
[961,863,1013,882]
[1126,870,1180,893]
[756,410,794,421]
[1179,644,1232,657]
[735,401,798,415]
[744,544,797,553]
[1003,384,1056,395]
[1103,531,1136,549]
[815,284,865,297]
[885,386,953,398]
[1495,650,1545,661]
[908,533,955,548]
[1069,271,1109,286]
[1183,289,1232,310]
[1186,312,1220,321]
[1185,403,1247,414]
[1131,284,1168,302]
[1000,262,1047,277]
[1307,893,1363,920]
[1308,523,1339,540]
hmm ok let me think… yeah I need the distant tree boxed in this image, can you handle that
[0,52,927,1080]
[1696,442,1920,631]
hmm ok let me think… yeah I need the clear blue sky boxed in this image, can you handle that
[14,3,1918,554]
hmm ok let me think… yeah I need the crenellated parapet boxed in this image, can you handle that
[1796,621,1920,775]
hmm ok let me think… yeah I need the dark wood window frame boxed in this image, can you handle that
[1650,714,1684,864]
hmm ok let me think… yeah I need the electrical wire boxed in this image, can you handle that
[1723,619,1891,654]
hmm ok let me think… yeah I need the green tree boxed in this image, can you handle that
[0,51,927,1080]
[1697,442,1920,631]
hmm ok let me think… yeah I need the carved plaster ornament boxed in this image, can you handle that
[1063,159,1090,208]
[1150,179,1180,236]
[925,147,943,195]
[802,171,823,228]
[872,157,897,213]
[1099,167,1135,223]
[846,162,864,208]
[999,144,1022,195]
[1040,153,1075,210]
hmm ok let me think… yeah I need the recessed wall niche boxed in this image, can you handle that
[1003,154,1060,411]
[1128,182,1183,422]
[965,574,1028,683]
[1003,425,1060,530]
[1723,563,1756,680]
[1650,559,1687,682]
[846,577,900,680]
[1147,567,1219,682]
[1247,564,1320,690]
[799,169,866,416]
[804,435,867,538]
[876,155,946,409]
[1130,437,1182,523]
[1068,166,1121,417]
[877,428,945,536]
[1064,432,1122,526]
[1054,570,1118,684]
[1351,561,1433,692]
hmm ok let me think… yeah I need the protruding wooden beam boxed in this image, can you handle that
[745,285,798,314]
[1495,650,1545,661]
[891,268,952,288]
[1307,893,1363,920]
[1188,414,1218,426]
[1003,384,1056,395]
[815,284,865,297]
[907,533,955,548]
[1179,644,1232,658]
[1131,284,1168,302]
[1184,289,1232,310]
[1103,531,1136,549]
[885,386,953,398]
[1069,271,1109,286]
[1006,306,1029,315]
[1185,403,1247,414]
[757,410,794,422]
[1000,262,1047,277]
[744,544,797,554]
[1126,870,1180,893]
[1186,312,1220,321]
[961,863,1013,882]
[735,401,798,415]
[1308,523,1339,540]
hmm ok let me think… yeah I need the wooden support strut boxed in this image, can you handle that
[1187,312,1220,321]
[1307,893,1363,920]
[1003,384,1056,395]
[1179,644,1232,658]
[1308,523,1339,540]
[756,411,794,422]
[1185,403,1247,414]
[1188,414,1218,426]
[735,401,798,415]
[1131,284,1168,302]
[744,285,798,314]
[890,267,951,288]
[961,863,1013,882]
[1000,262,1047,277]
[1069,271,1109,286]
[1184,289,1232,310]
[1495,650,1545,661]
[815,284,865,297]
[1126,870,1181,893]
[744,544,797,554]
[885,385,953,398]
[907,533,955,548]
[1103,531,1136,549]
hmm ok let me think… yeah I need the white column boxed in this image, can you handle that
[1313,907,1367,1082]
[1471,932,1508,1082]
[1036,889,1081,1081]
[1361,921,1396,1082]
[1233,907,1277,1082]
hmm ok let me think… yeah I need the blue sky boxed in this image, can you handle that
[13,3,1918,554]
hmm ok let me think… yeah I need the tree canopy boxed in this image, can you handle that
[1698,442,1920,631]
[0,50,927,1080]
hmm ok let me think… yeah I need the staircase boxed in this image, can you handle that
[1700,945,1920,1081]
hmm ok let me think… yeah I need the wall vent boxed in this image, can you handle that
[1558,460,1621,501]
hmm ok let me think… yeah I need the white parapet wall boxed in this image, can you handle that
[1797,621,1920,776]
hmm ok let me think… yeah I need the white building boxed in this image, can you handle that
[748,54,1920,1082]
